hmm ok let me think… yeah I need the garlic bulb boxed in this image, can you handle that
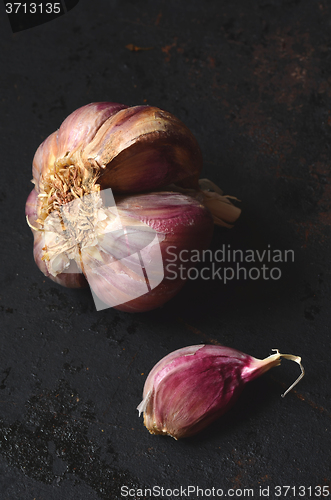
[138,344,304,439]
[26,102,240,312]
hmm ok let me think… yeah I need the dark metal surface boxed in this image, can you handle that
[1,0,330,498]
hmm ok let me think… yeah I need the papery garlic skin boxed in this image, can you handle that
[137,345,304,439]
[84,106,203,194]
[26,102,239,311]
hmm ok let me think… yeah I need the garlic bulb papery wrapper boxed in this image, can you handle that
[137,344,304,439]
[26,102,240,312]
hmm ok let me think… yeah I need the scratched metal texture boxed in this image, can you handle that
[0,0,330,498]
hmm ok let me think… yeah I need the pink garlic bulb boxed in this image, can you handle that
[26,102,241,312]
[137,344,304,439]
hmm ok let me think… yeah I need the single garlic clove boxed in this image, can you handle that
[32,102,128,191]
[56,102,128,159]
[82,106,202,193]
[138,345,304,439]
[115,191,214,254]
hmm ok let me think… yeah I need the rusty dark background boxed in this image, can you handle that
[1,0,331,499]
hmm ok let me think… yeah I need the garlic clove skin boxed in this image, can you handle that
[33,102,128,193]
[32,131,59,192]
[32,103,126,188]
[113,280,187,313]
[138,345,304,439]
[115,191,213,255]
[82,106,202,193]
[56,102,128,159]
[138,345,253,439]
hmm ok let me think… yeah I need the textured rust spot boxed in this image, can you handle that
[161,38,178,62]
